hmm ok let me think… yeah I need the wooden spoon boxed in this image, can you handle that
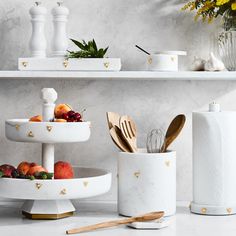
[66,211,164,235]
[109,126,132,152]
[119,115,137,152]
[160,114,186,153]
[106,112,120,130]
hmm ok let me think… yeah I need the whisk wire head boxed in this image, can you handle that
[146,129,165,153]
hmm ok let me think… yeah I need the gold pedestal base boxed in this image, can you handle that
[22,211,74,220]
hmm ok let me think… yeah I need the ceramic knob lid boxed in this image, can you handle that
[41,88,58,104]
[209,102,221,112]
[29,2,47,16]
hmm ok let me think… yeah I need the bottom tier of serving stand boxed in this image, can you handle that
[0,167,112,219]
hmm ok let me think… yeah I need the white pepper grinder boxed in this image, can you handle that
[29,2,47,58]
[51,2,69,57]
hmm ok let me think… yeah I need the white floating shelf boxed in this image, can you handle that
[0,71,236,80]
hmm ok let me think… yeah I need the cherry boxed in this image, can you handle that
[74,113,81,121]
[62,113,69,120]
[68,110,75,118]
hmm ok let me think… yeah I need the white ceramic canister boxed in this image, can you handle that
[191,103,236,215]
[118,149,176,217]
[147,51,186,71]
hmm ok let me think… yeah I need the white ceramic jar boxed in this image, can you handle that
[118,149,176,217]
[147,51,187,71]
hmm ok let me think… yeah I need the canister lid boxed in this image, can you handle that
[153,51,187,56]
[209,102,221,112]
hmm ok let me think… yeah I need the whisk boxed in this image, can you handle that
[146,129,165,153]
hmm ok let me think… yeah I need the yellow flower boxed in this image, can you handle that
[232,3,236,10]
[216,0,230,6]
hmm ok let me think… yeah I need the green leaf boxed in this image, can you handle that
[0,170,3,178]
[92,39,97,51]
[67,38,109,58]
[103,47,109,55]
[70,39,87,50]
[46,173,54,179]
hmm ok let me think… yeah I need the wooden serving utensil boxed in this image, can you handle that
[109,126,132,152]
[106,112,131,152]
[160,114,186,153]
[66,211,164,235]
[106,112,120,130]
[119,115,137,152]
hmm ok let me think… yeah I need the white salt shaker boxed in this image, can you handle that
[29,2,47,58]
[51,2,69,57]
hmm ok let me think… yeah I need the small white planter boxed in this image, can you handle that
[118,149,176,217]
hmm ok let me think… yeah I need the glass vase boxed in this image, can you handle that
[218,9,236,71]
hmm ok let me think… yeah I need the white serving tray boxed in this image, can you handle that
[18,57,121,71]
[5,119,91,143]
[0,167,111,200]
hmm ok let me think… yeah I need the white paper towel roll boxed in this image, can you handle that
[192,111,236,215]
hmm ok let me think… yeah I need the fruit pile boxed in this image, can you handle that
[0,161,74,180]
[29,104,85,123]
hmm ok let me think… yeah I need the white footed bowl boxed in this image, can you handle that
[118,149,176,217]
[0,167,111,200]
[5,119,91,143]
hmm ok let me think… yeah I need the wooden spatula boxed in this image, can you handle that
[119,115,137,152]
[160,114,186,153]
[106,112,120,130]
[66,211,164,235]
[109,126,132,152]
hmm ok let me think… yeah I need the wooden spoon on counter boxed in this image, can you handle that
[119,115,138,152]
[160,114,186,153]
[66,211,164,234]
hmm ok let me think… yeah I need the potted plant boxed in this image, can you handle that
[67,39,108,59]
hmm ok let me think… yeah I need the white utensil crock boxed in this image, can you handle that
[147,51,186,71]
[118,149,176,217]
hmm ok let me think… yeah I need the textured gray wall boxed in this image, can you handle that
[0,0,234,202]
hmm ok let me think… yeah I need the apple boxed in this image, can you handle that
[54,161,74,179]
[0,164,16,178]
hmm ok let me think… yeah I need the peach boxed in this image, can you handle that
[54,104,72,118]
[54,161,74,179]
[17,162,30,175]
[54,119,67,122]
[17,162,37,175]
[0,164,16,177]
[27,165,47,176]
[29,115,42,122]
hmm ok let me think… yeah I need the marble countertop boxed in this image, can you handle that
[0,201,236,236]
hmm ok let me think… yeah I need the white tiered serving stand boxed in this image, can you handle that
[2,88,111,220]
